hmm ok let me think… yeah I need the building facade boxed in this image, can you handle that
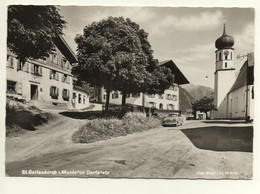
[72,85,90,109]
[211,25,254,120]
[6,36,89,110]
[101,60,189,111]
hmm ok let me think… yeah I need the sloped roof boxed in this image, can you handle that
[73,85,88,94]
[229,60,254,93]
[158,60,189,85]
[53,35,77,63]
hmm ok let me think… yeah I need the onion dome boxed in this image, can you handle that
[215,24,234,50]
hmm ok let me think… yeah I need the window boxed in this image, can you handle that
[7,81,22,95]
[73,92,77,99]
[159,103,163,109]
[225,55,228,60]
[62,74,69,83]
[132,93,140,98]
[147,102,156,108]
[172,95,177,101]
[31,64,42,76]
[22,62,29,72]
[78,94,82,103]
[159,94,164,99]
[62,89,70,101]
[112,92,119,99]
[166,94,172,100]
[17,59,22,71]
[219,53,221,61]
[225,62,227,68]
[50,86,59,99]
[83,96,86,104]
[7,56,14,68]
[51,54,58,64]
[103,94,107,100]
[50,70,59,80]
[167,104,174,110]
[6,80,16,94]
[61,58,67,69]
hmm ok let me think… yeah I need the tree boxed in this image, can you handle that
[191,96,217,120]
[7,5,66,64]
[73,17,174,110]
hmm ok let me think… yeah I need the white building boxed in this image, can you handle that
[101,60,189,111]
[211,25,254,120]
[6,36,89,110]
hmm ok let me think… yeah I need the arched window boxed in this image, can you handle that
[159,103,163,110]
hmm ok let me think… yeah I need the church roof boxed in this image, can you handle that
[215,24,234,50]
[158,60,189,85]
[228,60,254,93]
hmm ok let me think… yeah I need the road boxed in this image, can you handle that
[5,115,253,179]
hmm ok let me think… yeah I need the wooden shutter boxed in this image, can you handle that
[39,66,42,76]
[31,64,34,74]
[26,62,29,72]
[16,82,22,94]
[17,59,21,71]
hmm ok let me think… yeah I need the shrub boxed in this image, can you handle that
[72,112,161,143]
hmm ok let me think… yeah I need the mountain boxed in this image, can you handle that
[179,86,194,111]
[179,84,214,112]
[181,84,214,101]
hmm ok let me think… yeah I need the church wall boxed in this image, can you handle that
[228,86,246,119]
[214,70,236,107]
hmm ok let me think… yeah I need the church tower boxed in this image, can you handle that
[214,24,236,107]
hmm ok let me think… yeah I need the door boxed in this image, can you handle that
[31,84,38,100]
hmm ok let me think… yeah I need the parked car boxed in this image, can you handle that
[162,113,183,127]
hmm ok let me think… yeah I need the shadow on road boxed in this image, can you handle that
[202,120,250,124]
[181,126,253,152]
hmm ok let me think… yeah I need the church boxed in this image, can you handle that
[211,25,254,120]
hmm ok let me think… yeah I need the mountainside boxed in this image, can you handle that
[179,84,214,112]
[179,86,194,111]
[181,84,214,101]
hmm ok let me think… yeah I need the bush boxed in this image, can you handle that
[72,112,161,143]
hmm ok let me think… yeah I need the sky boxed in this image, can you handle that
[58,6,255,88]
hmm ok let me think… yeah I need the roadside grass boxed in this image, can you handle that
[72,112,162,143]
[6,98,53,136]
